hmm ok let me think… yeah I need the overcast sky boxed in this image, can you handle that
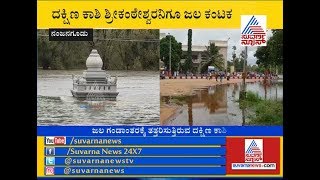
[160,29,273,65]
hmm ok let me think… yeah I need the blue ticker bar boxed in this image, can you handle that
[53,166,226,175]
[51,147,225,156]
[50,157,226,165]
[62,137,225,145]
[37,126,282,136]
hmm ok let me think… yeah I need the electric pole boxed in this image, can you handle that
[242,46,247,85]
[240,46,248,100]
[169,33,171,77]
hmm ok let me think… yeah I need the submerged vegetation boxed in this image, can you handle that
[240,91,283,125]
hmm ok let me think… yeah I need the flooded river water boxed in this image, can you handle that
[161,81,283,126]
[37,70,160,126]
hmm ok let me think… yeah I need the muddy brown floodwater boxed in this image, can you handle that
[161,81,283,126]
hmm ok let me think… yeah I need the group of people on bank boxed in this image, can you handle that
[160,70,279,80]
[207,71,229,82]
[207,71,280,81]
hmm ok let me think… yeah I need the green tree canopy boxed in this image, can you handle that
[184,29,193,73]
[255,46,270,68]
[37,29,159,71]
[254,29,283,73]
[160,35,182,72]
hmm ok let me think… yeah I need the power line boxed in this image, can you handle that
[95,38,159,42]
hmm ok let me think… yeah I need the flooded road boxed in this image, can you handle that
[37,70,160,126]
[161,81,283,126]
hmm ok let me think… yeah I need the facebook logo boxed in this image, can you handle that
[45,147,55,156]
[46,157,55,165]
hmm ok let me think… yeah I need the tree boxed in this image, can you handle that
[232,46,237,63]
[239,50,247,71]
[254,29,283,73]
[200,43,224,73]
[251,65,258,72]
[115,30,136,70]
[160,35,182,72]
[269,30,283,66]
[232,49,246,72]
[95,29,115,70]
[184,29,193,73]
[37,29,159,71]
[234,57,240,72]
[227,61,233,72]
[255,46,270,68]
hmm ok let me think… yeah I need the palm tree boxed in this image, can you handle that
[200,43,224,73]
[185,29,193,73]
[232,46,236,64]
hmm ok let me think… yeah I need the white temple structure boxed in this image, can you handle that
[71,49,119,101]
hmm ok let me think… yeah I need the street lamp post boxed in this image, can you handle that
[226,37,230,72]
[243,46,248,84]
[169,33,172,77]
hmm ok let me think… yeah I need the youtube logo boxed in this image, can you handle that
[45,136,66,145]
[54,137,66,145]
[45,137,54,145]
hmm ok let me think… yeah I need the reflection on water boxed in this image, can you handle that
[37,70,160,126]
[161,81,283,126]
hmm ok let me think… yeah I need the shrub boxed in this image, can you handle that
[240,91,283,125]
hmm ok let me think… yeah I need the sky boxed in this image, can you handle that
[160,29,273,65]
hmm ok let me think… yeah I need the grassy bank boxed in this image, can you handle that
[240,91,283,125]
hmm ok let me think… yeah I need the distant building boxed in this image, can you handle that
[181,40,228,73]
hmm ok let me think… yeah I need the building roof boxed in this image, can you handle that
[209,40,228,47]
[182,45,207,52]
[182,40,228,51]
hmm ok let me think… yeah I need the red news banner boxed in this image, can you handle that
[226,137,281,175]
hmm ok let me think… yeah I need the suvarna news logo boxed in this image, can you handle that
[245,139,263,162]
[241,15,267,46]
[231,139,276,170]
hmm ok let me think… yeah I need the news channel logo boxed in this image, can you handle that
[45,167,55,176]
[245,139,263,162]
[45,147,55,156]
[45,136,66,145]
[241,15,267,46]
[46,157,55,165]
[230,138,278,171]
